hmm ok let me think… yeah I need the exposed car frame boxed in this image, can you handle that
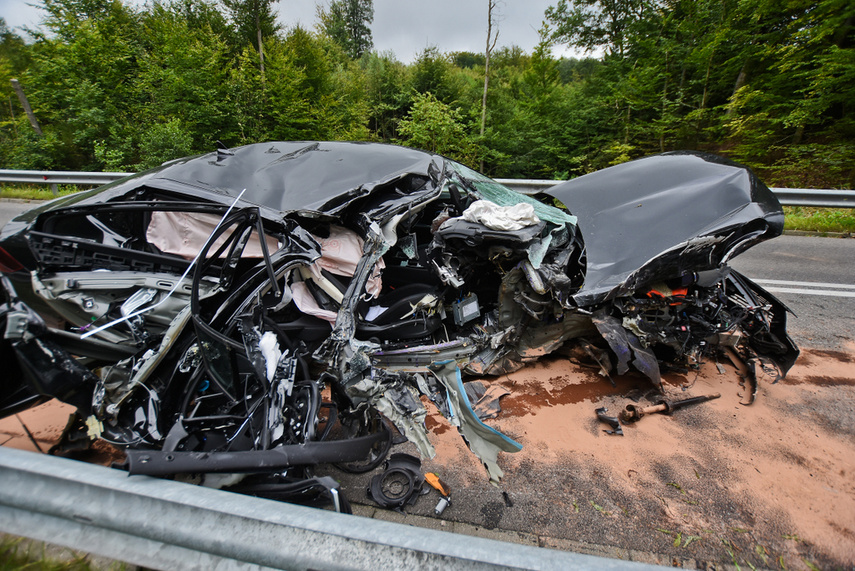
[0,142,798,506]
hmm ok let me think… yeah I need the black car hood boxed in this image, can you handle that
[40,142,443,216]
[545,152,785,306]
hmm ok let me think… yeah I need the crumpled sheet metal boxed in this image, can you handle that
[429,360,521,484]
[347,373,435,460]
[464,381,510,420]
[545,151,785,307]
[592,311,661,388]
[0,142,801,496]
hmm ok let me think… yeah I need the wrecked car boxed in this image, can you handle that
[0,142,798,509]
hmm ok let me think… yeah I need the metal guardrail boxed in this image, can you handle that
[495,179,855,208]
[0,448,665,570]
[496,179,562,195]
[0,169,132,196]
[768,187,855,208]
[0,169,852,208]
[0,169,131,185]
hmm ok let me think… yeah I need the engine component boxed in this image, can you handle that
[619,393,722,423]
[367,453,425,510]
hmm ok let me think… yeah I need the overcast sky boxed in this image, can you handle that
[1,0,584,62]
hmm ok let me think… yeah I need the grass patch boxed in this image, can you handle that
[0,535,128,570]
[783,206,855,233]
[0,185,85,200]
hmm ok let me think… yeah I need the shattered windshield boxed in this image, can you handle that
[447,161,577,227]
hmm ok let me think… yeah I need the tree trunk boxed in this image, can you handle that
[256,11,265,78]
[833,16,852,48]
[726,60,749,117]
[701,53,712,110]
[625,105,631,144]
[8,96,18,137]
[480,0,498,170]
[793,124,805,145]
[10,79,42,136]
[660,51,669,152]
[696,52,713,143]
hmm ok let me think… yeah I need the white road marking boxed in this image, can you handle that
[752,279,855,298]
[761,287,855,298]
[753,279,855,290]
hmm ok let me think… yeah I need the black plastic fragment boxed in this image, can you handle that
[125,431,388,476]
[595,407,624,436]
[367,453,425,510]
[502,491,514,507]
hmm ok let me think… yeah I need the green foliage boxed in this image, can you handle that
[409,47,463,106]
[557,57,599,83]
[221,0,279,53]
[93,139,128,171]
[0,0,850,190]
[136,4,234,147]
[764,143,855,189]
[546,0,655,58]
[0,185,84,199]
[14,0,143,169]
[362,51,410,140]
[137,119,196,169]
[524,26,560,99]
[317,0,374,59]
[451,51,486,69]
[784,207,855,234]
[540,0,854,181]
[397,92,476,164]
[0,20,33,158]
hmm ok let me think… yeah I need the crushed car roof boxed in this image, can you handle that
[96,141,442,214]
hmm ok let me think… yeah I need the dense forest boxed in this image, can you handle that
[0,0,852,187]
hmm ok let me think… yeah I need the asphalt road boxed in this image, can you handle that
[0,199,34,229]
[730,235,855,351]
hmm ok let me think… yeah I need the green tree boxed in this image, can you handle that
[398,91,475,163]
[545,0,658,58]
[12,0,144,169]
[317,0,374,59]
[134,2,234,164]
[451,51,485,69]
[221,0,279,74]
[362,51,410,140]
[0,19,31,137]
[273,26,367,140]
[409,46,463,106]
[556,57,600,84]
[524,25,560,100]
[168,0,235,51]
